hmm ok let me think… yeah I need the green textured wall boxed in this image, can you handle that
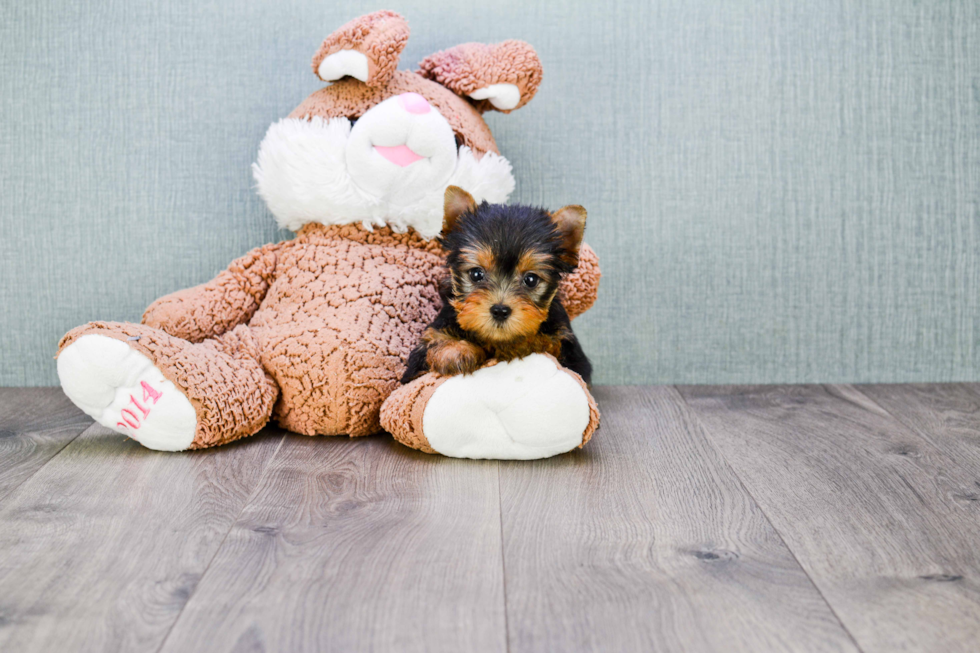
[2,0,979,386]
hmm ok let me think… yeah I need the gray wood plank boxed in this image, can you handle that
[498,386,859,653]
[679,384,980,653]
[0,424,285,652]
[158,434,506,653]
[0,388,92,502]
[855,383,980,477]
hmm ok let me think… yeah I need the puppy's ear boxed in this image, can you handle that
[443,186,477,235]
[550,205,587,268]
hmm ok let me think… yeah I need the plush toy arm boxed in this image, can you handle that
[558,243,600,320]
[141,242,282,343]
[311,10,409,87]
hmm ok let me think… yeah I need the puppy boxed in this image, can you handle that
[401,186,592,385]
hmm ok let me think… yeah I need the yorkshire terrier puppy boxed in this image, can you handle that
[401,186,593,385]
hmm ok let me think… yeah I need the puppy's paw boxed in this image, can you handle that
[427,340,487,376]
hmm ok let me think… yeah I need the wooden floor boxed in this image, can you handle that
[1,385,979,652]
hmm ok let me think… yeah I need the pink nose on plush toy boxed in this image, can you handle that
[399,92,430,114]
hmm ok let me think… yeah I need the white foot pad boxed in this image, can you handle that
[57,335,197,451]
[422,354,591,460]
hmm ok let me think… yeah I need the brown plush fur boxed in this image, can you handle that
[418,40,543,113]
[558,244,600,320]
[312,10,409,87]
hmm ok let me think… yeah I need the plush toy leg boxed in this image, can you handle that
[57,322,278,451]
[380,354,600,460]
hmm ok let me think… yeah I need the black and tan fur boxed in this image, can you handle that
[401,186,593,384]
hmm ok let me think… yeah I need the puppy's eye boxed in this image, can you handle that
[522,273,540,288]
[468,268,485,283]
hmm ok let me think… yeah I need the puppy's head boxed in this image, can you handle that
[439,186,586,344]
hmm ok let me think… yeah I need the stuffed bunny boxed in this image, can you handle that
[56,11,600,458]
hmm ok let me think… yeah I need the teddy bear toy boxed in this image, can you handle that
[56,11,600,459]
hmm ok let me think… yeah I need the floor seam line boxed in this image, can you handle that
[153,431,289,653]
[497,462,511,653]
[671,385,869,653]
[832,383,980,477]
[0,419,96,506]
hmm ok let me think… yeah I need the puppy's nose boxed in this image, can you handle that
[490,304,512,321]
[399,92,431,114]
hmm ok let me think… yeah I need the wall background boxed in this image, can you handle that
[2,0,979,386]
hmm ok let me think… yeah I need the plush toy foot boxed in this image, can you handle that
[380,354,599,460]
[57,334,197,451]
[58,322,278,451]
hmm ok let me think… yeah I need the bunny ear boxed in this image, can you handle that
[311,11,409,88]
[418,40,543,113]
